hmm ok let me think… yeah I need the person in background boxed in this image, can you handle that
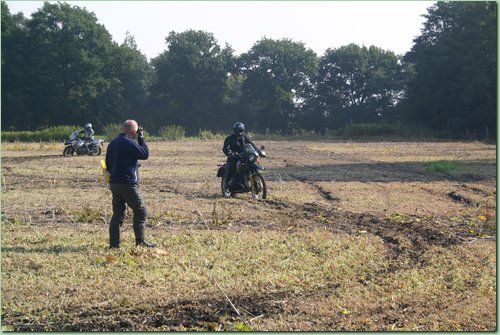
[105,120,156,248]
[79,123,94,152]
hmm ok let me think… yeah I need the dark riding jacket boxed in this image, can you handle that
[222,134,259,160]
[106,134,149,184]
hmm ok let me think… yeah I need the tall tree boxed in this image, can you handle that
[314,44,405,130]
[1,2,153,131]
[21,2,116,129]
[238,38,317,133]
[403,1,497,138]
[96,32,152,126]
[149,30,233,134]
[1,2,28,130]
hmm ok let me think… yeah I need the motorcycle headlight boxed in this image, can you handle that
[248,154,256,162]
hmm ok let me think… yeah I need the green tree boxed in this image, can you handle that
[96,32,152,125]
[1,2,29,130]
[21,2,116,129]
[149,30,233,134]
[403,2,497,139]
[238,38,317,133]
[314,44,405,129]
[2,2,152,131]
[218,74,245,131]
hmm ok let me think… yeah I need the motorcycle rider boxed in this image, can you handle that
[78,123,95,153]
[222,122,260,194]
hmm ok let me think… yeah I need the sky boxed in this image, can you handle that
[5,1,435,60]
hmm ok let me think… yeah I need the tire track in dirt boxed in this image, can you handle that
[290,175,341,202]
[420,185,492,208]
[446,191,475,206]
[457,183,496,197]
[279,173,456,270]
[2,154,62,164]
[280,173,495,268]
[259,197,489,276]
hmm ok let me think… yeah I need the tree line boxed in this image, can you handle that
[2,1,496,139]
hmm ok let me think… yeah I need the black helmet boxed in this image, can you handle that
[233,122,245,135]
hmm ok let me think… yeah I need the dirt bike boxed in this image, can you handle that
[63,131,104,156]
[217,144,267,199]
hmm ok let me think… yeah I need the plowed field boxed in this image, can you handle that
[1,140,496,331]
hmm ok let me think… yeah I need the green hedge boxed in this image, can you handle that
[339,123,437,139]
[198,129,225,140]
[102,123,123,141]
[159,125,186,140]
[102,123,153,141]
[340,123,400,137]
[2,125,79,142]
[2,123,439,142]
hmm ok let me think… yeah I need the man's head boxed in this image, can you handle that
[123,120,139,138]
[85,123,92,129]
[233,122,245,136]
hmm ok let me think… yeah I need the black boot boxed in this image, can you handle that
[136,240,156,247]
[109,219,121,249]
[134,223,156,248]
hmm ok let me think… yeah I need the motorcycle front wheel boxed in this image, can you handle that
[90,146,101,156]
[251,173,267,199]
[63,147,74,157]
[221,177,233,198]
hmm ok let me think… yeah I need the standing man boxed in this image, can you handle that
[105,120,156,248]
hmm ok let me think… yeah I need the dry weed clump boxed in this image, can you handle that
[1,140,496,331]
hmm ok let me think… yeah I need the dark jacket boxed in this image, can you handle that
[222,134,259,159]
[106,134,149,184]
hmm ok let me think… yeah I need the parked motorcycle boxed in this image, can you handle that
[217,144,267,199]
[62,131,104,156]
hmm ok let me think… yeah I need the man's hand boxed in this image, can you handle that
[137,127,144,138]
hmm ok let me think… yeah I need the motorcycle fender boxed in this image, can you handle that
[217,165,226,177]
[255,163,264,170]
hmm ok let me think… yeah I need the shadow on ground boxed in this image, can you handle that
[265,160,496,183]
[2,245,88,254]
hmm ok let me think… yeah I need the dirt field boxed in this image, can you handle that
[1,140,496,331]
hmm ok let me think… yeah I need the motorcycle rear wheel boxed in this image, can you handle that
[63,147,74,157]
[251,173,267,199]
[90,146,101,156]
